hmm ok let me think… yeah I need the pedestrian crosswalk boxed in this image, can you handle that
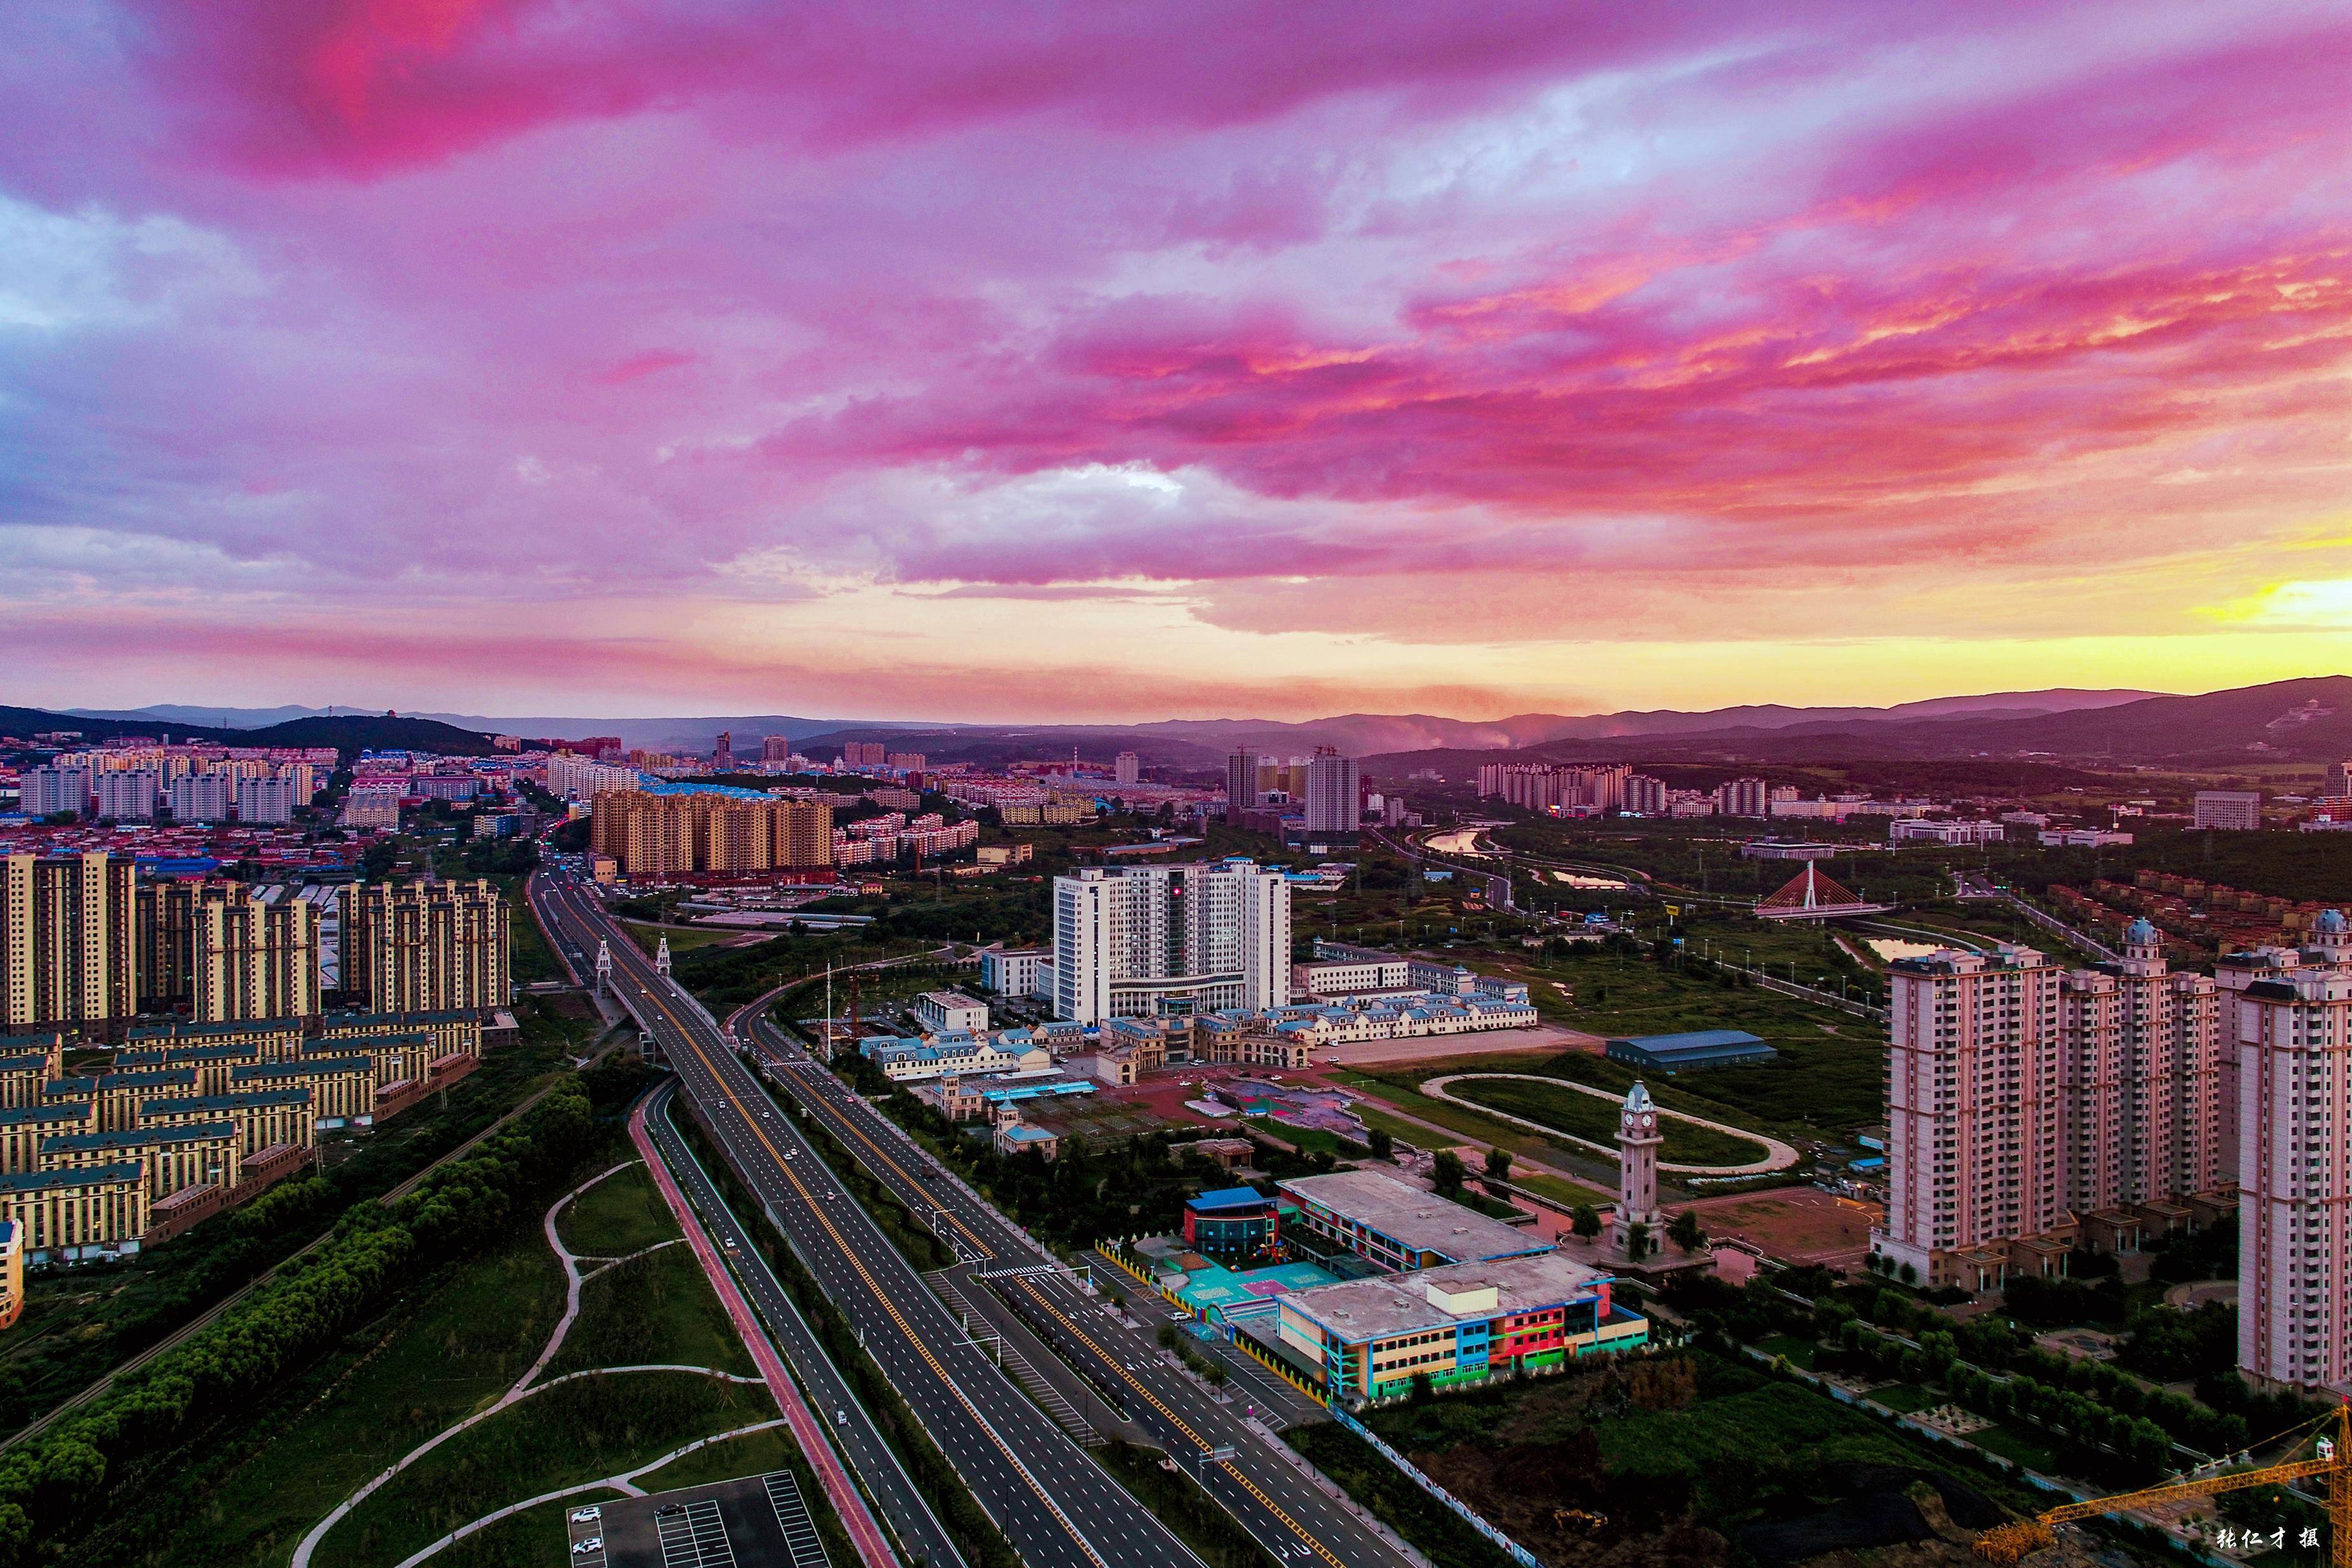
[928,1270,1103,1447]
[761,1471,830,1568]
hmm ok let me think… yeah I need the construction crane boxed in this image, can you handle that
[1975,1405,2348,1565]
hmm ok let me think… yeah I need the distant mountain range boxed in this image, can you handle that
[26,676,2350,770]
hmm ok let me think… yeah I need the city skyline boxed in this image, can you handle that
[4,4,2350,718]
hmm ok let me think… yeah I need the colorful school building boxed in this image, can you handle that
[1268,1251,1649,1405]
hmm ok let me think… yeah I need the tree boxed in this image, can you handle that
[1366,1126,1394,1163]
[1571,1205,1602,1240]
[1410,1372,1435,1405]
[1431,1151,1466,1197]
[1483,1147,1512,1184]
[1668,1209,1706,1252]
[1626,1220,1651,1260]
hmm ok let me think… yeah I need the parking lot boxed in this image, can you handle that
[564,1471,828,1568]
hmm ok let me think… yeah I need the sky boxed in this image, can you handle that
[4,1,2351,723]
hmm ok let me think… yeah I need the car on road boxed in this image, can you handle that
[835,1408,850,1426]
[571,1506,601,1524]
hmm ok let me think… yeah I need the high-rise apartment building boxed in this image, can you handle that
[236,776,298,826]
[1873,923,2224,1289]
[2193,790,2262,831]
[1051,861,1290,1024]
[589,789,833,878]
[1,853,139,1031]
[546,754,643,801]
[168,772,238,823]
[1114,751,1141,785]
[1225,748,1259,820]
[18,767,90,820]
[842,741,887,768]
[2229,912,2352,1393]
[761,735,794,764]
[338,879,511,1015]
[1624,774,1668,815]
[1477,763,1630,814]
[885,752,926,772]
[92,769,159,822]
[191,888,320,1022]
[1713,776,1771,818]
[1303,747,1360,837]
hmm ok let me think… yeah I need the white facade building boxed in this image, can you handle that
[1713,776,1771,818]
[546,754,646,800]
[93,769,160,821]
[237,776,299,825]
[2231,912,2352,1394]
[2194,790,2263,831]
[18,766,90,819]
[913,990,989,1035]
[1051,860,1290,1024]
[978,947,1053,999]
[168,771,237,823]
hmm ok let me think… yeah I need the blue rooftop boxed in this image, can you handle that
[635,777,778,801]
[1187,1187,1271,1213]
[1610,1029,1767,1053]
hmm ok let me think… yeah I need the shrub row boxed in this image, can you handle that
[0,1079,595,1564]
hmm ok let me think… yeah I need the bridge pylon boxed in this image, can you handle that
[655,936,672,978]
[593,938,612,996]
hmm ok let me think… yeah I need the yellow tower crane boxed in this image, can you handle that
[1975,1405,2349,1566]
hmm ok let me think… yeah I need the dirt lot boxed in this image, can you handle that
[1321,1021,1601,1065]
[1686,1187,1880,1271]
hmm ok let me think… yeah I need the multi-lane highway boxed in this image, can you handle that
[735,1010,1421,1568]
[530,870,1205,1568]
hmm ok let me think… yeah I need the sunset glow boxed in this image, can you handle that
[5,2,2350,718]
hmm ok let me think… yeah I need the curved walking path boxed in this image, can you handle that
[292,1157,787,1568]
[1421,1072,1798,1175]
[389,1417,794,1567]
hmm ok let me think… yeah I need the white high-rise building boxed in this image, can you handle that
[168,771,238,823]
[1714,776,1771,818]
[92,769,160,821]
[2231,910,2352,1394]
[18,766,90,820]
[1872,923,2224,1290]
[1304,747,1359,836]
[237,776,299,825]
[1051,860,1291,1024]
[1114,751,1141,785]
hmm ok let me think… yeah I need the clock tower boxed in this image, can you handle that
[1611,1081,1664,1258]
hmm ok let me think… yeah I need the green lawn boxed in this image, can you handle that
[557,1161,680,1257]
[1511,1171,1612,1209]
[315,1372,775,1568]
[152,1225,569,1567]
[1868,1382,1941,1414]
[1337,1072,1609,1176]
[1757,1334,1819,1370]
[432,1490,626,1568]
[1449,1077,1767,1166]
[548,1244,757,1379]
[621,921,741,957]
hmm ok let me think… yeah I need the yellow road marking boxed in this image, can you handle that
[555,891,1108,1568]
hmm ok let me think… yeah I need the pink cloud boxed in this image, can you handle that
[2,1,2349,714]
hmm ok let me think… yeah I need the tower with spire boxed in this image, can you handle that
[1612,1081,1664,1259]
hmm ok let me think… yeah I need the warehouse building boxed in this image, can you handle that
[1604,1029,1777,1073]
